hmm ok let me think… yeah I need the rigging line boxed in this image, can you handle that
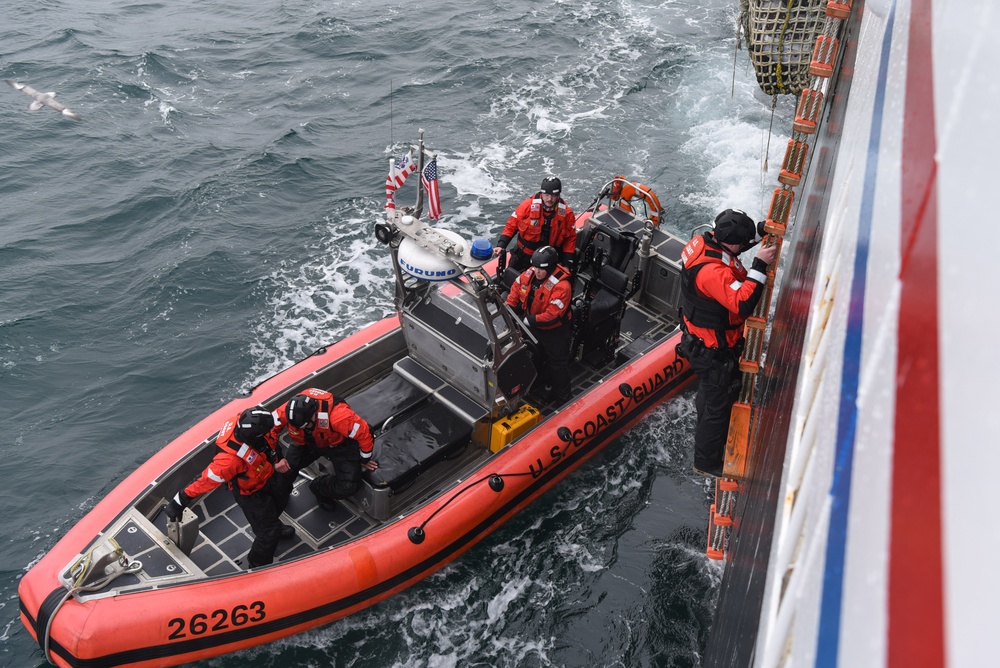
[731,41,738,98]
[732,8,745,98]
[410,470,536,541]
[389,79,393,150]
[763,94,777,175]
[773,0,796,93]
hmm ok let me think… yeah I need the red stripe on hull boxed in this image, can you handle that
[889,0,945,665]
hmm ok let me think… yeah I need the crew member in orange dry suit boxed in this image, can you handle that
[506,245,574,404]
[164,407,295,568]
[677,208,777,477]
[495,176,576,272]
[271,388,378,511]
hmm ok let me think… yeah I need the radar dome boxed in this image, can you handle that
[397,229,468,282]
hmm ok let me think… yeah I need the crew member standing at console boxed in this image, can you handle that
[677,209,777,477]
[506,245,574,404]
[496,176,576,272]
[273,388,377,510]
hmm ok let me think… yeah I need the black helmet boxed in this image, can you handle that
[530,245,559,271]
[235,408,275,442]
[539,176,562,195]
[286,394,319,428]
[713,208,756,245]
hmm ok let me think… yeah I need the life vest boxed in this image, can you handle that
[509,265,573,330]
[516,197,573,253]
[215,417,275,495]
[283,388,374,457]
[618,182,663,227]
[285,388,340,447]
[679,233,747,347]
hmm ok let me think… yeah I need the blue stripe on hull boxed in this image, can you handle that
[815,2,898,665]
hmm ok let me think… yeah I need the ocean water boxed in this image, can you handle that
[0,1,789,666]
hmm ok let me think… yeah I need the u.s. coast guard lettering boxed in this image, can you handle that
[529,358,686,477]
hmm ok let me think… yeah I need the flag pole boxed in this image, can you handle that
[414,128,426,219]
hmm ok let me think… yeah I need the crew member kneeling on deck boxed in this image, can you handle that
[164,408,294,569]
[275,388,377,511]
[506,245,574,404]
[677,209,777,478]
[495,176,576,273]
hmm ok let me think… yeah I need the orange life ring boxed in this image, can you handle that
[618,182,663,227]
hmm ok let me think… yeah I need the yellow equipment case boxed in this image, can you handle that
[490,404,542,452]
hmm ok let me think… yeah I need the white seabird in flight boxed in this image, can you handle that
[5,79,81,120]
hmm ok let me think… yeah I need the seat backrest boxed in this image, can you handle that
[597,264,628,297]
[575,222,637,275]
[501,266,521,291]
[575,226,595,259]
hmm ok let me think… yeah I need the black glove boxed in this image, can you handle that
[165,490,192,521]
[265,445,282,464]
[756,220,767,238]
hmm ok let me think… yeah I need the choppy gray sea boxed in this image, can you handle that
[1,1,790,665]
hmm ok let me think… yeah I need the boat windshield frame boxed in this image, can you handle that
[382,211,535,414]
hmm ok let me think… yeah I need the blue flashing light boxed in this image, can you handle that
[470,238,493,260]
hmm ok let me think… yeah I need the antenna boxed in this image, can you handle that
[389,79,393,149]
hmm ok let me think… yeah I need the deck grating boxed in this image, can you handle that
[284,487,318,520]
[223,504,246,526]
[201,514,239,544]
[189,542,225,572]
[217,532,253,561]
[345,517,371,535]
[300,505,348,540]
[277,542,314,561]
[205,561,240,577]
[135,546,185,578]
[202,489,233,517]
[114,522,157,555]
[319,531,352,549]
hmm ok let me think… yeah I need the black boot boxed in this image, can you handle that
[692,463,723,478]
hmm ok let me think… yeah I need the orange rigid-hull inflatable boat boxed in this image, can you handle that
[19,157,693,667]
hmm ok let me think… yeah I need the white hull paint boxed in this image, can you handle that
[716,1,1000,665]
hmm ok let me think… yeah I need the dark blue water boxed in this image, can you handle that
[1,1,789,665]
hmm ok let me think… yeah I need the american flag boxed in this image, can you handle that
[385,169,395,210]
[422,157,441,220]
[385,150,418,210]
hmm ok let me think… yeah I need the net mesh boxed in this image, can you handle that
[740,0,828,95]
